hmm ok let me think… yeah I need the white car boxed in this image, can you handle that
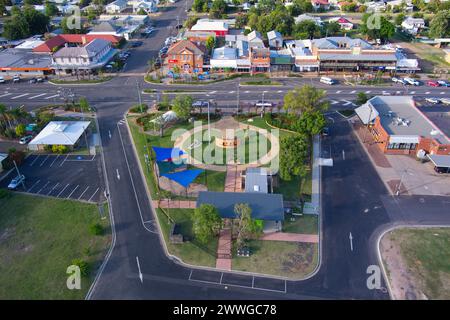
[0,76,5,83]
[441,98,450,105]
[255,101,273,108]
[8,174,25,190]
[192,100,209,108]
[403,77,420,86]
[12,75,20,83]
[437,80,450,87]
[391,77,406,85]
[19,135,33,144]
[425,97,440,104]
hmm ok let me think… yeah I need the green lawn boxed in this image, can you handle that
[383,228,450,299]
[0,193,110,299]
[156,208,217,267]
[194,169,226,192]
[274,169,312,202]
[232,240,318,278]
[282,214,318,235]
[241,80,282,86]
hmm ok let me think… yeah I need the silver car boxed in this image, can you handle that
[8,174,25,190]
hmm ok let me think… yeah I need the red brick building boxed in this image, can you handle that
[355,96,450,156]
[166,40,206,73]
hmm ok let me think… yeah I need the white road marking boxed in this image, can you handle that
[47,182,60,195]
[57,184,70,197]
[440,91,445,95]
[39,154,50,167]
[116,169,120,180]
[209,91,217,94]
[342,150,345,160]
[228,91,235,94]
[88,187,99,202]
[108,130,112,139]
[0,93,12,98]
[11,93,30,99]
[425,91,430,95]
[27,180,41,192]
[365,90,371,94]
[330,100,339,105]
[396,91,401,94]
[49,155,60,167]
[336,90,342,94]
[28,93,47,99]
[244,91,250,93]
[350,90,356,94]
[67,185,79,198]
[277,90,283,93]
[59,154,69,167]
[410,91,415,94]
[136,256,143,283]
[44,94,59,100]
[36,181,50,194]
[349,232,354,251]
[29,155,40,166]
[78,186,90,200]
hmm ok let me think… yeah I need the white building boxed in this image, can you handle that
[401,16,426,35]
[295,14,323,26]
[328,17,354,30]
[28,121,91,151]
[52,38,116,71]
[105,0,128,13]
[267,30,283,49]
[133,0,158,13]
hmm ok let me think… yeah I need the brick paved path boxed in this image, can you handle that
[260,232,319,243]
[216,228,232,271]
[152,199,196,209]
[224,165,242,192]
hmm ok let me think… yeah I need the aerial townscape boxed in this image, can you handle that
[0,0,449,307]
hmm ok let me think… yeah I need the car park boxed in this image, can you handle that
[425,97,440,104]
[19,135,33,144]
[426,80,440,87]
[8,174,25,190]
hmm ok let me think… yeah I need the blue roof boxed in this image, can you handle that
[152,146,185,162]
[161,169,204,188]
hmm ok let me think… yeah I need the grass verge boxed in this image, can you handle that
[0,193,110,299]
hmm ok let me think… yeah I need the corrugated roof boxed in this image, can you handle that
[33,34,121,53]
[29,121,91,146]
[319,53,397,61]
[53,38,110,58]
[196,191,284,221]
[245,167,268,193]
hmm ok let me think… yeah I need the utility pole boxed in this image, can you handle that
[13,160,25,190]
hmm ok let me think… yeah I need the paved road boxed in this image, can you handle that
[1,0,449,300]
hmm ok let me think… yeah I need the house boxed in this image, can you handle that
[286,40,320,72]
[267,30,283,49]
[329,17,354,30]
[355,96,450,156]
[191,19,229,37]
[311,0,330,10]
[105,0,127,13]
[196,191,285,233]
[247,30,265,48]
[250,47,271,73]
[133,0,158,14]
[166,40,206,73]
[33,34,122,53]
[401,16,426,35]
[210,46,251,72]
[365,1,386,12]
[28,121,91,151]
[88,21,139,40]
[242,167,271,193]
[295,14,323,26]
[52,38,117,72]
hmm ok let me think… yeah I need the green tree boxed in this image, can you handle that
[359,14,395,42]
[429,10,450,38]
[210,0,227,18]
[205,35,216,53]
[293,20,321,39]
[395,13,405,26]
[137,8,147,15]
[44,0,58,16]
[356,92,369,105]
[292,111,326,136]
[192,0,205,12]
[283,85,329,115]
[15,124,26,137]
[235,13,248,29]
[184,16,199,29]
[324,21,341,36]
[71,258,89,277]
[78,97,90,112]
[279,134,309,181]
[234,203,263,249]
[171,95,193,120]
[192,204,222,244]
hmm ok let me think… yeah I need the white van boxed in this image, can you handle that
[320,76,336,85]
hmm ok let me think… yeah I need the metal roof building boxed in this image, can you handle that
[244,167,268,193]
[28,121,91,150]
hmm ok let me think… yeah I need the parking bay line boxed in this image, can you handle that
[57,184,70,197]
[11,93,30,99]
[49,155,60,167]
[44,94,60,100]
[29,155,40,166]
[0,93,12,98]
[28,93,47,99]
[59,154,69,167]
[47,182,60,195]
[39,154,50,167]
[27,180,41,192]
[88,187,100,202]
[78,186,90,200]
[67,185,79,199]
[36,181,50,194]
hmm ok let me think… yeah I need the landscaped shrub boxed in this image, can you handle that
[71,259,89,277]
[129,104,148,113]
[89,223,104,236]
[4,128,16,139]
[51,145,69,154]
[0,189,11,199]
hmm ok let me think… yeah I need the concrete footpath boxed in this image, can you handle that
[303,135,320,214]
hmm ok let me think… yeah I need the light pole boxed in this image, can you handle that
[396,168,409,196]
[136,79,143,113]
[207,100,211,142]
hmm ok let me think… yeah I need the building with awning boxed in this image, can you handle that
[355,96,450,156]
[427,154,450,173]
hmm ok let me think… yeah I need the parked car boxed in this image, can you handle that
[427,80,440,87]
[437,80,450,87]
[131,41,143,47]
[19,135,33,144]
[36,77,44,83]
[434,166,450,174]
[7,174,25,190]
[321,127,330,136]
[255,101,272,108]
[320,76,336,85]
[441,98,450,105]
[0,76,5,83]
[192,100,209,108]
[403,77,420,86]
[392,77,406,85]
[425,97,440,104]
[12,75,20,83]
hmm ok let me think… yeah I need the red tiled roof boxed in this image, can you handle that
[33,34,122,53]
[337,17,351,24]
[311,0,329,5]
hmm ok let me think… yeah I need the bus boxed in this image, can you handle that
[320,76,336,85]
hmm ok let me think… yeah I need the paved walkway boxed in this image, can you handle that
[261,232,319,243]
[303,135,320,214]
[216,228,232,271]
[152,199,196,209]
[224,165,242,192]
[352,122,392,168]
